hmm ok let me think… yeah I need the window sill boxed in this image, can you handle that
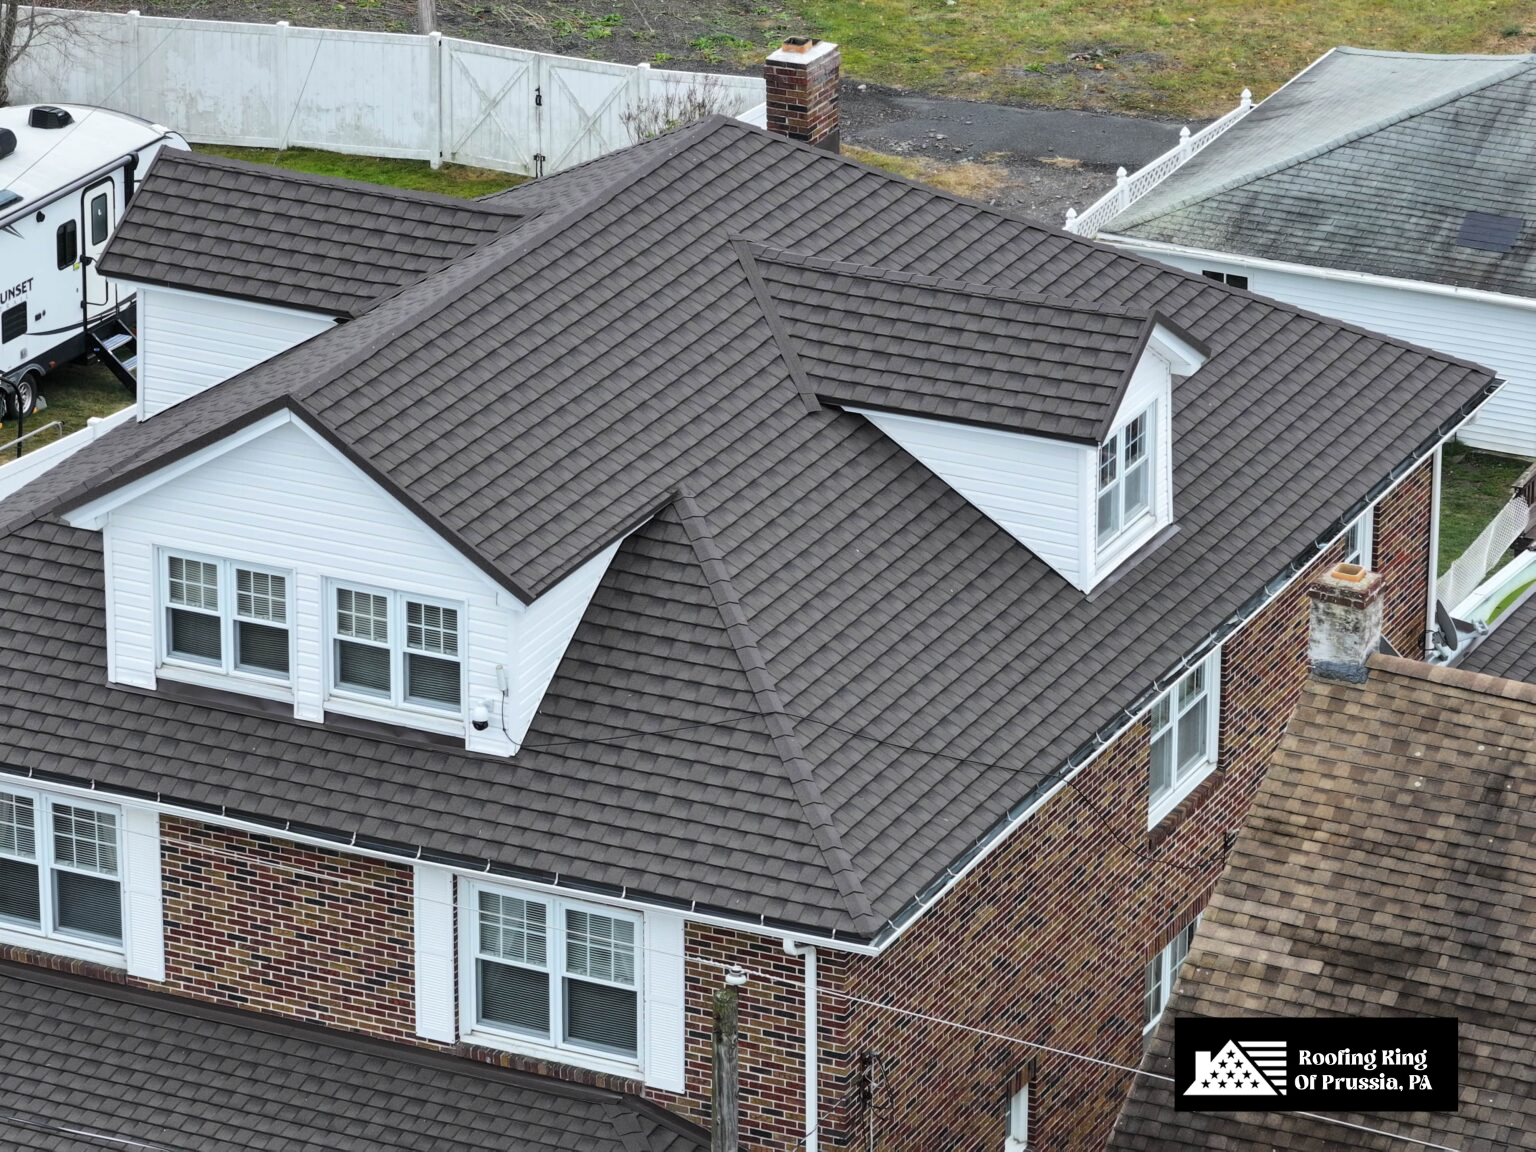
[158,662,293,704]
[461,1026,642,1081]
[326,694,464,739]
[0,922,125,970]
[1147,757,1219,831]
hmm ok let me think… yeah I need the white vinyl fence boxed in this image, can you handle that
[9,8,765,176]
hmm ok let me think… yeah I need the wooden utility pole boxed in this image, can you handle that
[416,0,436,34]
[712,967,747,1152]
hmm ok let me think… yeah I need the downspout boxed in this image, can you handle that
[1426,443,1443,655]
[784,939,818,1152]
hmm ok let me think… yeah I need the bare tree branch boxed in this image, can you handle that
[621,73,732,143]
[1,3,93,107]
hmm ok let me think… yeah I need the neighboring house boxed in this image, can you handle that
[1076,48,1536,458]
[1110,579,1535,1149]
[0,40,1502,1151]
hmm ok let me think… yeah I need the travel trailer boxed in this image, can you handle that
[0,102,186,416]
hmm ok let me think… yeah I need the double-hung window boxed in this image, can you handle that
[1343,507,1374,568]
[1144,916,1201,1030]
[1097,407,1154,547]
[163,553,291,680]
[332,585,463,712]
[470,884,641,1065]
[1148,650,1220,825]
[0,788,123,950]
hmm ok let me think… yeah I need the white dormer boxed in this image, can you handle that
[63,412,620,755]
[853,322,1204,593]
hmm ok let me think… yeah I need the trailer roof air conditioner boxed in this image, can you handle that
[29,106,73,130]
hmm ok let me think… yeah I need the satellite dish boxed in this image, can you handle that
[1435,600,1460,651]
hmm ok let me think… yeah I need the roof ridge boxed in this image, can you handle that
[748,242,1153,320]
[1112,57,1533,231]
[152,146,527,215]
[673,492,880,935]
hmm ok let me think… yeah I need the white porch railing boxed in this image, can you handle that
[1064,88,1253,238]
[0,407,133,502]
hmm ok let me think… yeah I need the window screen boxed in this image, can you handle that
[235,568,289,676]
[405,601,460,708]
[166,556,221,664]
[335,587,391,696]
[1,303,24,344]
[563,908,638,1056]
[56,220,77,269]
[478,891,551,1036]
[0,793,40,928]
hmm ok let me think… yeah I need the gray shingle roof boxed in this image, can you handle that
[99,149,527,316]
[1109,655,1536,1151]
[0,960,704,1152]
[0,117,1501,940]
[749,246,1175,442]
[1106,48,1536,298]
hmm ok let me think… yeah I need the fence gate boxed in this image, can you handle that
[443,39,540,174]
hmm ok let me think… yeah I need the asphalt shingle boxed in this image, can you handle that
[0,117,1502,940]
[1109,655,1536,1151]
[0,961,704,1152]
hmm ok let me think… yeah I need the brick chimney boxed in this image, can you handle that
[765,37,840,153]
[1309,563,1384,683]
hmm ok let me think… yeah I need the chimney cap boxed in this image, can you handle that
[768,37,840,64]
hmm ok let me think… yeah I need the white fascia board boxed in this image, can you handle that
[0,770,881,957]
[1100,234,1536,315]
[1147,323,1206,376]
[62,410,295,530]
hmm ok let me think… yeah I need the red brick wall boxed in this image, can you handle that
[152,817,417,1040]
[820,458,1435,1152]
[765,44,840,151]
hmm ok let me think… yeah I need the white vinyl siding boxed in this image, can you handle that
[853,408,1092,589]
[82,418,618,753]
[137,285,334,418]
[1147,649,1222,827]
[1116,248,1536,457]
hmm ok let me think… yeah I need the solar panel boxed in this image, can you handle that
[1457,211,1522,253]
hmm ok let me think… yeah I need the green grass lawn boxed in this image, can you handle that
[191,145,524,199]
[1438,444,1530,576]
[797,0,1536,117]
[0,364,131,458]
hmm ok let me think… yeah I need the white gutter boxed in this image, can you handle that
[0,769,883,957]
[1097,234,1536,315]
[784,939,819,1151]
[1426,444,1443,656]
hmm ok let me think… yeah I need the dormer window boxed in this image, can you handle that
[1097,407,1154,548]
[331,584,463,713]
[162,553,292,681]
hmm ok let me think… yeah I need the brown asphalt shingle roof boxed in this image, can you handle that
[1109,654,1536,1151]
[98,149,527,316]
[0,961,704,1152]
[0,117,1502,940]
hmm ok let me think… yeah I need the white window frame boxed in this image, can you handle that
[458,878,645,1078]
[1144,915,1201,1033]
[1343,506,1374,569]
[157,549,294,696]
[1004,1081,1030,1151]
[1147,648,1222,828]
[1096,404,1157,557]
[0,785,126,967]
[326,581,466,721]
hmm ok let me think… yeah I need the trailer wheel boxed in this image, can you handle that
[7,370,39,419]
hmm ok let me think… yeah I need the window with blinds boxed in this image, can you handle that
[470,885,640,1063]
[0,788,123,949]
[332,586,463,714]
[162,554,291,682]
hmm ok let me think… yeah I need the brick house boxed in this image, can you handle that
[0,44,1501,1151]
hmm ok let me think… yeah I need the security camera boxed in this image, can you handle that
[471,701,491,732]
